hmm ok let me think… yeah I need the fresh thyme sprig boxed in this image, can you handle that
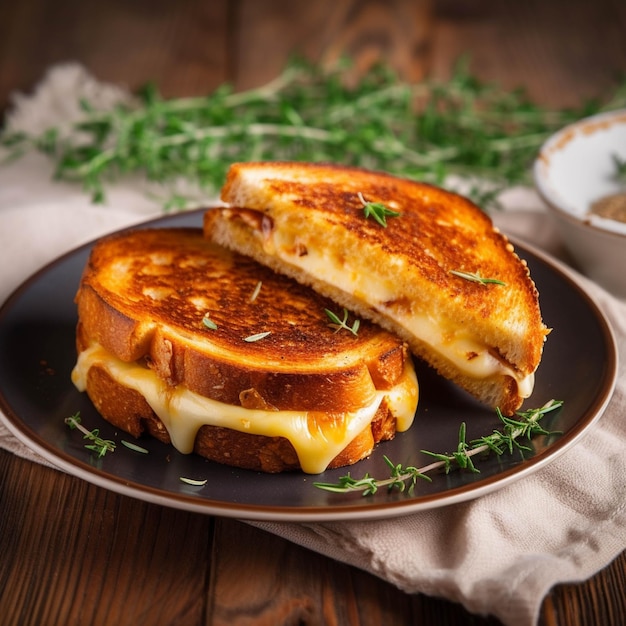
[3,57,624,209]
[65,412,116,458]
[314,399,563,496]
[450,270,506,286]
[325,307,361,335]
[358,192,401,227]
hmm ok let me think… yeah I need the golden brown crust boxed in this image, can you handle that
[209,161,549,415]
[76,227,409,412]
[84,363,397,473]
[74,226,416,472]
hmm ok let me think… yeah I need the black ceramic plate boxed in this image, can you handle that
[0,210,617,521]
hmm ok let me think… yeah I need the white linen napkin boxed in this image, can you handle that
[1,65,625,626]
[253,214,626,626]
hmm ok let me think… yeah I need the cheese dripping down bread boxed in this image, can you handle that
[71,227,418,473]
[204,161,550,416]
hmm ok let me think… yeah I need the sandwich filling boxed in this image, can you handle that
[72,343,418,474]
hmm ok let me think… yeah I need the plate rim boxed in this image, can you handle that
[0,209,618,521]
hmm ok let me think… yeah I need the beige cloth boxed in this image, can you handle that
[1,66,625,626]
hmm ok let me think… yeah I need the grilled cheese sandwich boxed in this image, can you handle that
[205,161,549,415]
[72,227,419,473]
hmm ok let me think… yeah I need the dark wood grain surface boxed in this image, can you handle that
[1,1,625,624]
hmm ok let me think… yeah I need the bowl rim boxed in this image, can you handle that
[533,107,626,241]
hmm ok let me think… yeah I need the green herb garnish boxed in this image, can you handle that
[3,57,624,209]
[450,270,506,286]
[121,440,149,454]
[65,412,116,458]
[249,281,263,302]
[325,308,360,336]
[358,192,401,227]
[314,399,562,496]
[611,153,626,184]
[243,331,272,342]
[202,313,218,330]
[179,477,208,486]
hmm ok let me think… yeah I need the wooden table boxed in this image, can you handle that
[1,1,625,624]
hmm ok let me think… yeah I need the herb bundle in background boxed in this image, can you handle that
[2,57,625,210]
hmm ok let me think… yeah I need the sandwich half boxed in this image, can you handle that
[72,227,418,473]
[204,161,549,415]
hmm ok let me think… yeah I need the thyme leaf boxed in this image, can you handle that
[611,153,626,184]
[179,477,208,486]
[249,281,263,302]
[243,331,272,342]
[65,412,116,458]
[325,307,360,335]
[314,399,563,496]
[450,270,506,286]
[121,440,149,454]
[202,313,218,330]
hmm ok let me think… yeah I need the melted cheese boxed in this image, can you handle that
[72,344,418,474]
[266,229,534,399]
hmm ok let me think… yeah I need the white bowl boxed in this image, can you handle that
[533,108,626,298]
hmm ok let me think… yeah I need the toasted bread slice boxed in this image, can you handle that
[72,227,418,473]
[205,161,549,415]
